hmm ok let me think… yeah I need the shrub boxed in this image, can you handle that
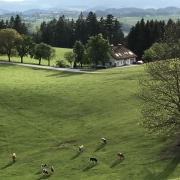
[56,60,69,68]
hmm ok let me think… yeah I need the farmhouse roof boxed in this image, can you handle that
[109,44,137,60]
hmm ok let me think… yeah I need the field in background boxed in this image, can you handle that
[119,14,180,26]
[0,64,180,179]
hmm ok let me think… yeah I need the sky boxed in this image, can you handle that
[0,0,180,11]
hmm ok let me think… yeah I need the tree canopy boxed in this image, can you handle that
[86,33,110,65]
[73,40,85,68]
[16,34,36,63]
[0,28,23,61]
[32,43,55,65]
[139,59,180,138]
[64,51,76,68]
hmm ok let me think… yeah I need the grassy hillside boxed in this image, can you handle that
[0,47,72,67]
[0,64,180,180]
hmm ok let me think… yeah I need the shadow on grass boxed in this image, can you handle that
[143,156,180,180]
[0,63,15,67]
[36,173,52,180]
[35,170,42,175]
[153,156,180,180]
[71,152,82,160]
[46,71,83,78]
[82,163,98,171]
[94,144,105,152]
[1,161,14,169]
[110,159,124,168]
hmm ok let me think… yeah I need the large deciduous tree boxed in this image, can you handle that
[139,59,180,139]
[0,28,23,62]
[86,33,110,65]
[32,43,55,65]
[16,34,36,63]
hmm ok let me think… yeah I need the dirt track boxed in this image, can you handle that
[0,61,96,73]
[0,61,139,73]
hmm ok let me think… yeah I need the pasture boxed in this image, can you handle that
[0,63,180,180]
[0,47,71,67]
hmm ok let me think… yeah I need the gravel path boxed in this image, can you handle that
[0,61,97,73]
[0,61,139,73]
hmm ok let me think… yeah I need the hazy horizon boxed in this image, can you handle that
[0,0,180,12]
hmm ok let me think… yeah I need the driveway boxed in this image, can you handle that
[0,61,139,73]
[0,61,97,73]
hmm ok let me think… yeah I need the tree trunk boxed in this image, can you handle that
[39,58,41,65]
[8,55,11,62]
[48,60,50,66]
[21,56,23,63]
[73,62,77,68]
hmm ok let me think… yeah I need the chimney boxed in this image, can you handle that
[118,44,122,48]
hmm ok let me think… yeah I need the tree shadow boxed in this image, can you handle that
[94,144,105,152]
[71,152,82,160]
[153,156,180,180]
[1,161,14,169]
[36,173,52,180]
[110,159,124,168]
[35,170,42,175]
[82,163,98,171]
[0,63,15,67]
[46,71,83,78]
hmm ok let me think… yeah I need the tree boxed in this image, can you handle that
[112,18,124,45]
[105,14,115,44]
[142,42,171,62]
[86,12,98,37]
[143,19,180,62]
[139,58,180,139]
[8,15,28,35]
[13,15,29,35]
[73,40,85,68]
[0,28,23,61]
[64,51,76,68]
[32,43,53,65]
[43,45,56,66]
[86,33,110,65]
[75,12,87,45]
[0,19,6,30]
[16,34,36,63]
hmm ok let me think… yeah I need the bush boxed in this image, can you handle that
[56,60,69,68]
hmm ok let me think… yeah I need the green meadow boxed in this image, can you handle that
[0,47,72,67]
[1,63,180,180]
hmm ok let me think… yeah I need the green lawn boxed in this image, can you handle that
[0,64,180,180]
[0,47,71,67]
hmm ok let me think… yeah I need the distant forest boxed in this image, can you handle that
[0,10,180,60]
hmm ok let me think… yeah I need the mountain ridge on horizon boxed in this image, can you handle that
[1,6,180,16]
[0,0,180,12]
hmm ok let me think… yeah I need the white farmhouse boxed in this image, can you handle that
[106,44,137,67]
